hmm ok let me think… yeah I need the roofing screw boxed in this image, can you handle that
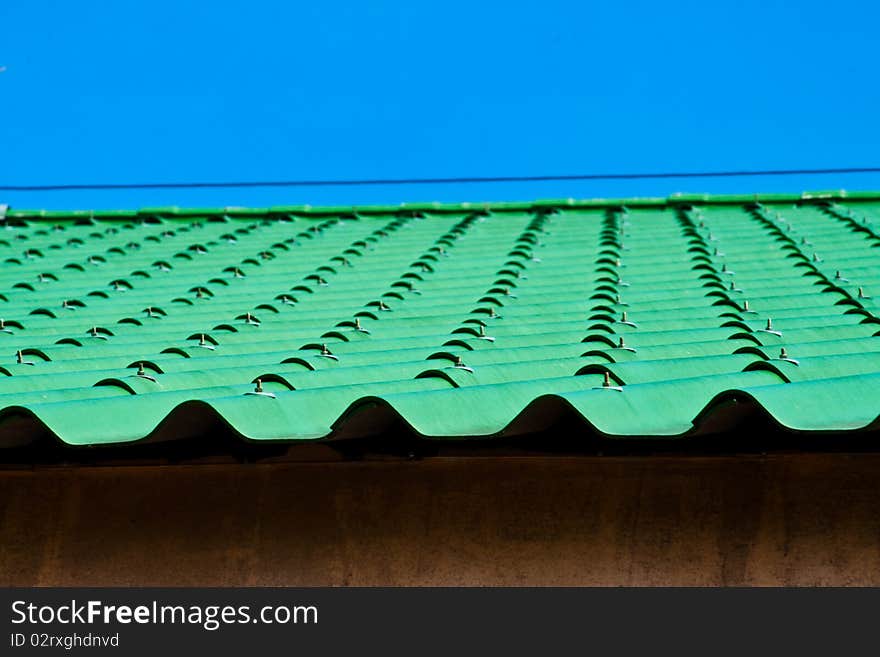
[145,307,155,318]
[488,307,498,319]
[812,253,820,262]
[16,350,23,364]
[199,334,207,346]
[766,318,773,331]
[742,300,750,311]
[320,344,332,356]
[721,263,728,273]
[603,372,612,388]
[779,347,788,359]
[377,300,390,311]
[196,288,204,299]
[254,378,263,393]
[91,326,99,337]
[835,270,842,280]
[452,356,473,372]
[858,287,868,299]
[618,337,625,348]
[137,363,145,376]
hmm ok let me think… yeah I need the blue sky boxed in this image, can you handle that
[1,0,879,210]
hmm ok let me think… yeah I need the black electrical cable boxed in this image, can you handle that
[1,167,879,192]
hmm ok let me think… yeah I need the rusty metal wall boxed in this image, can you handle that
[2,454,880,586]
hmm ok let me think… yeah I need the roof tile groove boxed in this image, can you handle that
[0,195,878,447]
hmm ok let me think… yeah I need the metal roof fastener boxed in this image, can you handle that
[196,334,216,350]
[452,356,474,373]
[353,317,371,334]
[477,324,495,342]
[15,350,34,366]
[858,287,871,299]
[0,319,9,334]
[593,371,623,392]
[759,317,782,336]
[245,378,276,399]
[615,336,637,353]
[617,311,637,328]
[133,362,157,382]
[778,347,800,365]
[318,344,338,361]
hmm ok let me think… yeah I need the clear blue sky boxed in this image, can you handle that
[1,0,879,210]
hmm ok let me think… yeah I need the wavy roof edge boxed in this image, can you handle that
[4,383,880,450]
[4,189,880,221]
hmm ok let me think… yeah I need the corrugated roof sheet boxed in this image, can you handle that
[0,192,878,447]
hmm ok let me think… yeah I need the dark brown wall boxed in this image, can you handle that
[3,453,880,586]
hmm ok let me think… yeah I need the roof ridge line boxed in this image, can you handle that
[4,189,879,220]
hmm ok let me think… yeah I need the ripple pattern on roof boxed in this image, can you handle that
[0,196,878,446]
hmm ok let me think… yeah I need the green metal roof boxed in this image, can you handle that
[0,191,878,447]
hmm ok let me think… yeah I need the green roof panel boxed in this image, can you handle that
[0,192,878,447]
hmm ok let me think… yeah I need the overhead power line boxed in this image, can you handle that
[1,166,880,192]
